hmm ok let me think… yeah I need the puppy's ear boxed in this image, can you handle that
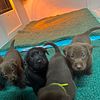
[63,46,71,56]
[83,44,93,55]
[10,59,17,68]
[25,54,30,64]
[46,50,49,55]
[87,45,93,55]
[12,61,17,67]
[41,48,49,55]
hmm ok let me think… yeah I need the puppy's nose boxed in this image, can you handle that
[4,75,8,80]
[10,75,16,81]
[37,59,42,63]
[76,64,82,69]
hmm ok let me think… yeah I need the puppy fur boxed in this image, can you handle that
[63,27,100,77]
[0,56,6,90]
[38,42,76,100]
[0,40,25,88]
[25,47,49,94]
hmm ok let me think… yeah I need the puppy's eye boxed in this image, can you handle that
[30,54,34,57]
[11,68,14,72]
[81,52,86,59]
[70,54,74,59]
[4,74,8,79]
[35,51,39,54]
[0,72,4,77]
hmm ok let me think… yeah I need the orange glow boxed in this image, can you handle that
[24,0,81,20]
[32,0,77,20]
[9,0,15,10]
[33,8,78,30]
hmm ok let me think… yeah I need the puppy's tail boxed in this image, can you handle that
[44,42,61,53]
[10,39,15,49]
[83,26,100,35]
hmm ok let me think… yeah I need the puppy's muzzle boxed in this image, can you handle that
[4,74,17,81]
[74,63,83,70]
[36,58,46,64]
[10,75,17,81]
[37,59,43,63]
[72,59,86,71]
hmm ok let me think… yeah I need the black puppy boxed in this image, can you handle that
[38,42,76,100]
[25,47,49,94]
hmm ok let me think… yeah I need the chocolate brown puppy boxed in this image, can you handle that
[25,47,49,94]
[63,27,100,77]
[38,42,76,100]
[0,56,6,90]
[0,39,25,88]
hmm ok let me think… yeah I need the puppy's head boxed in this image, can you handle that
[0,59,18,82]
[63,43,93,72]
[25,47,49,71]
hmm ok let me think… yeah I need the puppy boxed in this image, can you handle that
[25,47,49,94]
[0,56,6,90]
[38,42,76,100]
[0,39,25,88]
[63,27,100,77]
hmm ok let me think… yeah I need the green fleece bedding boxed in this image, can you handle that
[0,86,37,100]
[0,39,100,100]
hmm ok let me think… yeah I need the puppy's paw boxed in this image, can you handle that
[14,80,26,89]
[86,72,92,75]
[85,69,92,75]
[17,82,26,89]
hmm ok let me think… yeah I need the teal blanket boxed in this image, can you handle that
[0,86,37,100]
[0,40,100,100]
